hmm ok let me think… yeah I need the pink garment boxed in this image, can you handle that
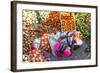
[53,41,72,57]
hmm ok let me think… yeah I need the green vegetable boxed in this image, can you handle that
[75,13,91,39]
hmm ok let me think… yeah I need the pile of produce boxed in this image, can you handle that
[60,12,75,32]
[75,13,91,39]
[29,48,47,62]
[40,33,51,52]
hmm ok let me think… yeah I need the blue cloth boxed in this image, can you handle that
[67,37,72,47]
